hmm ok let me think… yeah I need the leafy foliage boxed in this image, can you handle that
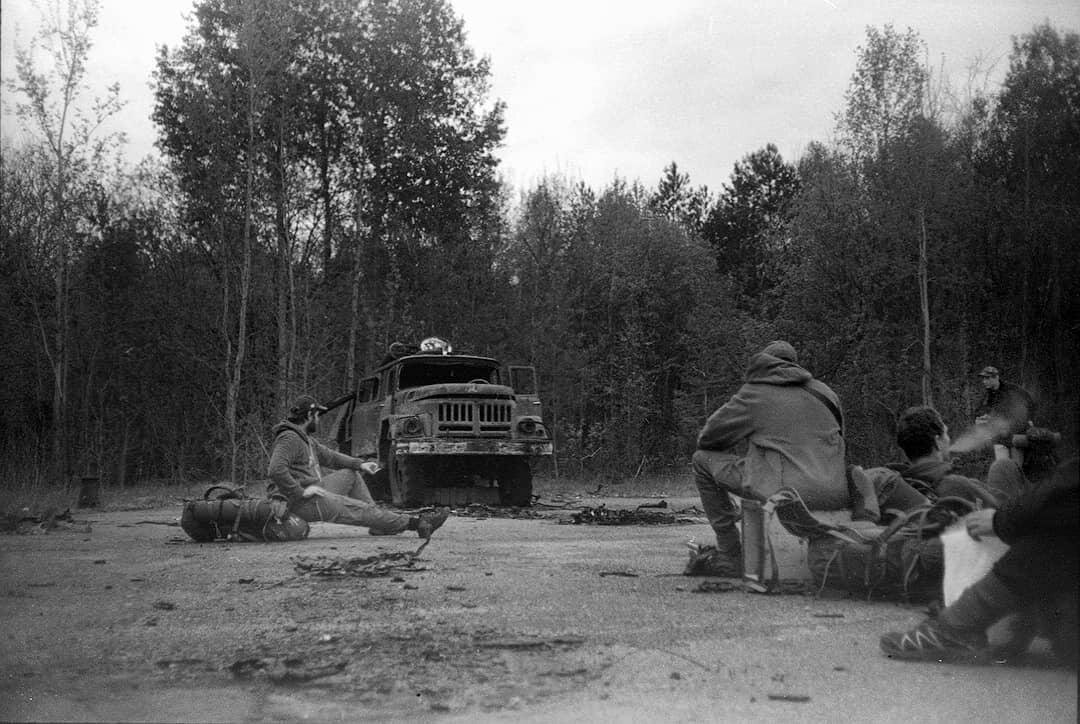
[2,18,1077,487]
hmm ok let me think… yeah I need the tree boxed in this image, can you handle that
[154,0,506,481]
[4,0,125,481]
[838,25,927,172]
[701,144,799,307]
[978,24,1080,432]
[649,161,710,234]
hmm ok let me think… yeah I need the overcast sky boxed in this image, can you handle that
[2,0,1077,193]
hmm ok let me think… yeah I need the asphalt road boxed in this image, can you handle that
[1,496,1076,722]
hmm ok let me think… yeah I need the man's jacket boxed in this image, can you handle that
[993,457,1078,543]
[697,351,846,508]
[979,380,1035,437]
[889,459,1000,508]
[267,421,362,502]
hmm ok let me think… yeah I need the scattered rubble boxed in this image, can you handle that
[568,503,696,525]
[452,503,550,520]
[0,508,89,535]
[292,540,431,578]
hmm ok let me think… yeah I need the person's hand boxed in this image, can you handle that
[302,485,327,498]
[965,508,997,541]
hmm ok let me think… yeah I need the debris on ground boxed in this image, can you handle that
[691,579,814,595]
[293,540,431,578]
[473,635,586,650]
[453,504,550,520]
[566,504,696,526]
[0,508,89,535]
[767,694,811,703]
[229,656,347,683]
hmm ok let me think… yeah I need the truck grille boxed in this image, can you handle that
[438,402,512,435]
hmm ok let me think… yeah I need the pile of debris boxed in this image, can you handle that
[453,503,550,520]
[0,508,86,535]
[292,541,429,578]
[569,502,695,526]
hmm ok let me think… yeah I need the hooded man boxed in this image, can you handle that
[692,341,847,576]
[268,395,449,538]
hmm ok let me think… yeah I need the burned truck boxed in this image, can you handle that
[329,339,552,507]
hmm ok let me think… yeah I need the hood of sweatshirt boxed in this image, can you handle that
[272,420,310,444]
[899,458,952,483]
[744,352,813,386]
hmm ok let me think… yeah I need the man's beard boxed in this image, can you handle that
[305,418,318,434]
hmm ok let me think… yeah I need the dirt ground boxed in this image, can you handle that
[1,493,1076,723]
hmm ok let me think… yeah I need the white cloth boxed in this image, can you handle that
[940,522,1010,606]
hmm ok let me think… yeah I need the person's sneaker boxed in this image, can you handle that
[416,507,451,539]
[880,618,988,663]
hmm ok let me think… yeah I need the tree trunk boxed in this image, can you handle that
[228,53,257,484]
[346,193,363,391]
[918,209,932,407]
[275,116,291,416]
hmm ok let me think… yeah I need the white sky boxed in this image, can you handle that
[2,0,1078,193]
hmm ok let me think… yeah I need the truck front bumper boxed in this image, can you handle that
[395,440,553,456]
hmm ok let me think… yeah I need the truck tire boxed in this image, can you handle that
[498,458,533,507]
[389,451,425,508]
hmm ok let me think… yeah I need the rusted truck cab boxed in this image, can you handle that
[330,345,552,507]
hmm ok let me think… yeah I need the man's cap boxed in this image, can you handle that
[978,366,1000,378]
[762,340,798,363]
[289,395,328,417]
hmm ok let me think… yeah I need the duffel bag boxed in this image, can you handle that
[181,485,309,542]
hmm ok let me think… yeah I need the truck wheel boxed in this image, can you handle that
[498,459,533,507]
[389,451,425,508]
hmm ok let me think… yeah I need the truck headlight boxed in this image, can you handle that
[400,416,423,436]
[517,419,538,435]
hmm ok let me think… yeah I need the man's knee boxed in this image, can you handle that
[987,459,1026,502]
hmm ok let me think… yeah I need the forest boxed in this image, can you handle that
[2,0,1077,490]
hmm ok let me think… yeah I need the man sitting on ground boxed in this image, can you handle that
[692,340,847,576]
[891,406,1025,507]
[268,395,449,538]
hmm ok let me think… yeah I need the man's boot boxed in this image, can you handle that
[713,524,744,577]
[684,525,744,578]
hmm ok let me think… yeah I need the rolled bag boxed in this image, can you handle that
[181,485,309,542]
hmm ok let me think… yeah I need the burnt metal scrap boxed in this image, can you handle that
[569,503,694,526]
[292,540,430,578]
[454,503,550,520]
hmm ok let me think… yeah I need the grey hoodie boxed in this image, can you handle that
[267,420,363,502]
[697,352,847,509]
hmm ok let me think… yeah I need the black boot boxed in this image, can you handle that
[684,525,743,578]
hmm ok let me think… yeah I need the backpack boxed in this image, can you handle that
[770,487,976,602]
[181,485,310,543]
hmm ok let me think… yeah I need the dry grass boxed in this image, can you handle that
[1,466,697,517]
[0,477,213,517]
